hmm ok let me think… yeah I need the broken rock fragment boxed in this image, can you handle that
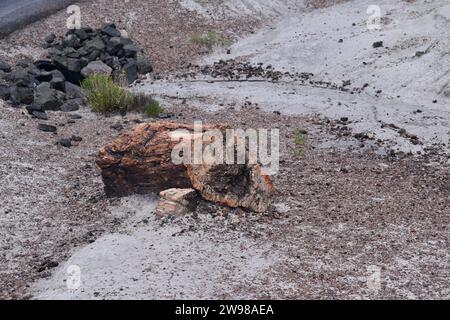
[155,188,199,218]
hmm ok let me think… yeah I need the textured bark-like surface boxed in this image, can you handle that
[97,121,274,212]
[96,121,211,196]
[187,163,274,213]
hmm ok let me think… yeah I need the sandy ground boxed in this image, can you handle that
[0,0,449,300]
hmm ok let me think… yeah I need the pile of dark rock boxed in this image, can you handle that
[0,23,152,119]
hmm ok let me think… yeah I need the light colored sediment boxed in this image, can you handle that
[138,0,450,155]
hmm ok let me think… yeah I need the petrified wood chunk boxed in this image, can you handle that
[96,121,212,196]
[96,121,274,212]
[186,164,274,213]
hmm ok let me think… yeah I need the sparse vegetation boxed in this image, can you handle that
[144,100,164,118]
[81,74,161,116]
[191,31,230,49]
[294,129,308,155]
[81,74,133,113]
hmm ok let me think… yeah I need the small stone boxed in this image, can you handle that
[0,85,10,100]
[45,33,56,44]
[340,167,350,174]
[69,113,82,119]
[60,99,82,112]
[415,51,425,57]
[50,69,66,91]
[110,123,123,131]
[81,60,112,78]
[38,123,57,132]
[64,81,85,99]
[372,41,384,48]
[123,44,139,57]
[31,111,48,120]
[26,103,43,114]
[71,135,83,142]
[83,37,106,53]
[101,24,121,38]
[66,58,82,73]
[136,51,153,75]
[155,188,198,218]
[10,86,34,106]
[0,60,12,73]
[34,82,65,110]
[342,80,351,87]
[124,60,138,84]
[59,138,72,148]
[106,37,124,55]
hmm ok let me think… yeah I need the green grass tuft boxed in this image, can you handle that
[144,100,163,118]
[294,129,308,155]
[81,74,161,116]
[81,74,133,113]
[191,31,230,50]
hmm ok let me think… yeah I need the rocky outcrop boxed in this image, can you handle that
[96,121,274,213]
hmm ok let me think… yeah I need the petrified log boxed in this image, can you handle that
[96,121,274,212]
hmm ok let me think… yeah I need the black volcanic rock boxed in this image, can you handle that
[38,123,57,132]
[0,60,11,73]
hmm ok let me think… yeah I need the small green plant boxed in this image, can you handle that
[191,31,230,49]
[81,74,133,113]
[144,100,163,118]
[82,74,160,116]
[294,129,308,155]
